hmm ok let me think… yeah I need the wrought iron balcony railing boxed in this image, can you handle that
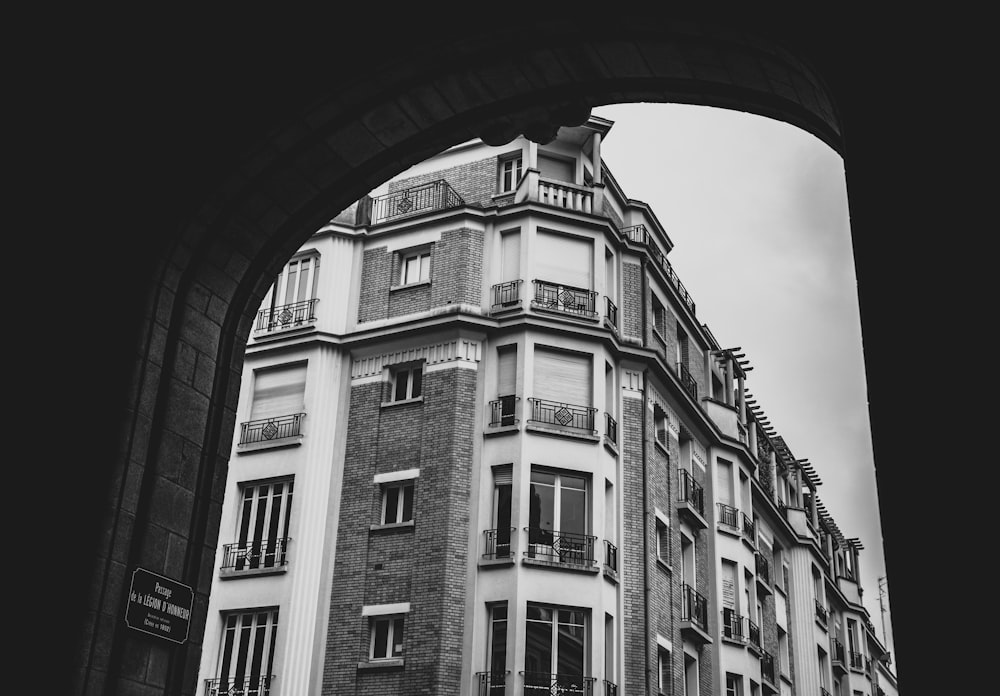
[604,412,617,445]
[239,413,305,445]
[527,398,596,433]
[522,672,595,696]
[525,527,596,567]
[755,552,770,585]
[604,296,618,330]
[476,670,509,695]
[717,502,739,529]
[255,298,318,333]
[492,280,523,312]
[490,395,520,427]
[678,468,705,517]
[850,650,865,671]
[680,583,708,631]
[604,680,618,696]
[742,512,756,543]
[722,608,746,642]
[531,279,598,318]
[604,539,618,573]
[815,599,828,625]
[619,224,696,314]
[483,528,516,560]
[820,688,831,696]
[761,650,776,685]
[678,362,698,400]
[831,637,847,671]
[221,538,289,572]
[204,676,273,696]
[747,618,761,651]
[369,179,464,225]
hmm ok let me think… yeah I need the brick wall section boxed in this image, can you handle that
[429,227,483,308]
[620,395,648,694]
[388,282,432,318]
[759,543,779,678]
[359,247,392,322]
[389,156,498,208]
[648,407,673,696]
[622,262,642,340]
[323,367,476,696]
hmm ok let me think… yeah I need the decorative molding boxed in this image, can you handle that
[691,442,707,471]
[622,369,643,396]
[351,339,481,380]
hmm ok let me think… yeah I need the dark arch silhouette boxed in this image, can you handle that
[41,11,936,695]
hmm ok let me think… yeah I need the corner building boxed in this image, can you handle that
[195,116,899,696]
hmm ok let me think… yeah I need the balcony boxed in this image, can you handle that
[524,528,597,569]
[677,469,708,529]
[531,279,598,319]
[604,680,619,696]
[814,599,828,628]
[477,670,509,695]
[717,502,739,531]
[604,296,618,333]
[755,553,772,594]
[522,672,596,695]
[680,583,711,643]
[489,395,520,427]
[483,528,516,561]
[604,413,617,446]
[741,512,757,546]
[831,638,848,676]
[491,280,523,313]
[678,362,698,400]
[849,650,865,672]
[220,538,289,577]
[619,224,696,315]
[254,298,317,334]
[204,676,272,696]
[721,608,746,643]
[760,650,778,693]
[238,413,304,446]
[527,397,596,435]
[369,179,464,226]
[603,540,618,581]
[747,618,761,654]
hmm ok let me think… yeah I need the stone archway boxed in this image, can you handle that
[65,15,908,695]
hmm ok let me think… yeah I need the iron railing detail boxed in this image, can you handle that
[619,224,696,314]
[850,651,864,671]
[490,396,519,427]
[742,512,756,543]
[680,583,708,631]
[525,527,596,567]
[717,503,739,529]
[722,608,746,642]
[678,469,705,516]
[204,676,273,696]
[483,528,516,560]
[604,540,618,573]
[221,538,289,572]
[831,638,847,671]
[748,618,761,651]
[521,672,595,696]
[604,296,618,330]
[239,413,304,445]
[755,553,770,585]
[604,680,618,696]
[531,279,598,318]
[527,398,596,433]
[369,179,463,225]
[492,280,523,311]
[815,599,828,625]
[476,670,509,695]
[678,362,698,400]
[604,413,617,445]
[761,650,776,685]
[255,298,318,333]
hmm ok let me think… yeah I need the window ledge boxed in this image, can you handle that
[717,523,741,539]
[656,558,673,574]
[381,396,424,409]
[521,557,600,574]
[479,557,516,569]
[219,565,288,580]
[357,659,405,671]
[484,423,520,437]
[236,436,303,454]
[815,618,829,632]
[530,304,600,322]
[654,438,669,456]
[602,566,619,584]
[370,521,415,534]
[721,635,747,648]
[603,439,619,457]
[389,279,431,292]
[740,535,758,551]
[525,422,599,442]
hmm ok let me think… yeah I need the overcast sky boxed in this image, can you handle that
[592,102,895,660]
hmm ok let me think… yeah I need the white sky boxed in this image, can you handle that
[592,102,895,660]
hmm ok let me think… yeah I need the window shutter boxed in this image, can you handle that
[251,364,306,420]
[533,347,591,406]
[497,345,517,397]
[493,464,513,486]
[722,562,736,609]
[538,153,574,183]
[501,229,520,281]
[534,230,592,290]
[716,460,732,506]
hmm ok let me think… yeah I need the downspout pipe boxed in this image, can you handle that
[642,367,652,695]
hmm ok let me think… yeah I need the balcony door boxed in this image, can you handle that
[528,468,587,554]
[215,609,279,696]
[524,604,587,693]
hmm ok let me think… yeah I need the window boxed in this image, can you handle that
[528,468,589,563]
[523,603,587,685]
[684,653,698,696]
[654,405,668,448]
[658,647,671,695]
[490,465,513,558]
[370,615,405,659]
[777,626,789,676]
[495,345,517,426]
[486,603,508,692]
[400,250,430,285]
[227,479,293,572]
[680,532,695,587]
[214,609,279,695]
[656,516,670,563]
[532,346,592,413]
[241,363,307,445]
[258,253,320,332]
[391,363,423,402]
[499,155,523,192]
[726,673,742,696]
[381,481,414,524]
[652,295,667,337]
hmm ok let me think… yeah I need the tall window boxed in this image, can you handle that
[391,363,423,402]
[656,517,670,563]
[499,155,523,192]
[491,465,513,558]
[524,604,587,686]
[370,615,405,660]
[258,253,320,331]
[231,479,293,571]
[495,345,517,425]
[528,468,588,552]
[777,626,789,676]
[652,295,667,337]
[725,673,742,696]
[400,250,430,285]
[658,647,671,695]
[654,405,668,447]
[250,364,306,422]
[533,346,592,408]
[215,609,279,695]
[486,603,508,693]
[684,653,698,696]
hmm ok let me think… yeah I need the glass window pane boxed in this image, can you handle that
[373,619,389,658]
[392,617,405,657]
[384,487,399,524]
[401,484,414,522]
[410,367,422,397]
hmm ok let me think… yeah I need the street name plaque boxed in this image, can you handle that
[124,567,193,644]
